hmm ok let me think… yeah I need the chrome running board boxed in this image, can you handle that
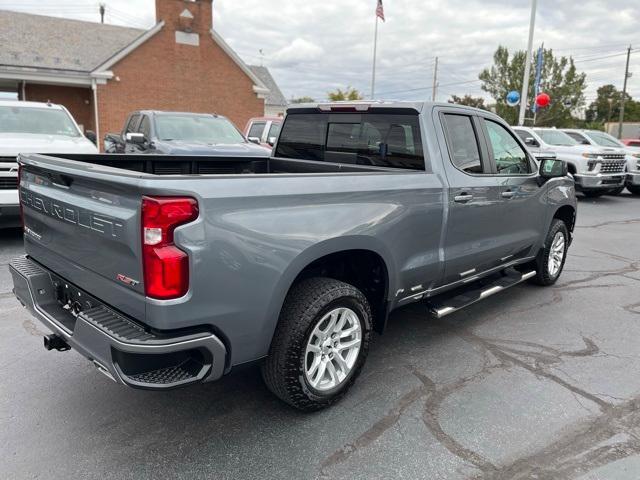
[427,269,536,318]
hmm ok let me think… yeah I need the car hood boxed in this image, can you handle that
[547,143,626,155]
[154,140,271,156]
[0,133,98,156]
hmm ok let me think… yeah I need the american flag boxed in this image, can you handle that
[376,0,385,22]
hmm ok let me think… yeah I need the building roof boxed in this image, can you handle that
[0,10,144,73]
[248,66,287,107]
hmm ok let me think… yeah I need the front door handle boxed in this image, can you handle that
[501,190,514,199]
[454,193,474,203]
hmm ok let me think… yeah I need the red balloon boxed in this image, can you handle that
[535,92,551,108]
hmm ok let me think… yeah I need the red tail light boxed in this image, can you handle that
[141,196,199,300]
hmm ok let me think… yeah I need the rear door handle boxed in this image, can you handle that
[454,193,474,203]
[501,190,514,199]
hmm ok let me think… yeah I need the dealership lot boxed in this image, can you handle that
[1,194,639,480]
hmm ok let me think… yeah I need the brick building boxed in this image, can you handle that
[0,0,272,149]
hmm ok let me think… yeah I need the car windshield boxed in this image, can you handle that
[585,131,623,148]
[0,106,81,137]
[534,129,578,146]
[155,115,245,144]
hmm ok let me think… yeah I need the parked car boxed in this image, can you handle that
[11,101,575,411]
[104,111,271,156]
[0,100,98,227]
[513,127,626,198]
[562,129,640,196]
[244,116,282,148]
[621,139,640,149]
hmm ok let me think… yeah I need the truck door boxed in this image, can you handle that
[436,109,512,285]
[479,117,545,262]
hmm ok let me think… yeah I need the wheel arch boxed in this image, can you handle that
[263,237,396,347]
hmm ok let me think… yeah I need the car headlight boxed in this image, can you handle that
[582,153,600,159]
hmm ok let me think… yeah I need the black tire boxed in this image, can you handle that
[628,185,640,196]
[261,277,372,411]
[582,190,605,198]
[528,219,569,286]
[607,186,625,196]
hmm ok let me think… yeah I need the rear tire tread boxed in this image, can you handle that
[261,277,371,411]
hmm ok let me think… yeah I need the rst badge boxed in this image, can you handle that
[116,274,139,287]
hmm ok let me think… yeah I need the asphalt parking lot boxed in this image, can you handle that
[1,193,639,480]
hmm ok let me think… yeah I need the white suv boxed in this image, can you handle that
[562,129,640,196]
[513,127,626,198]
[0,100,98,227]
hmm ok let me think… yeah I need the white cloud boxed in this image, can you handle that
[270,38,324,68]
[1,0,637,105]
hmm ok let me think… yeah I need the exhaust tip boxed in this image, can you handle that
[44,334,70,352]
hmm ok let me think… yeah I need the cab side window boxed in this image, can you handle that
[248,122,265,140]
[125,114,140,135]
[138,115,151,140]
[484,120,532,175]
[442,113,484,174]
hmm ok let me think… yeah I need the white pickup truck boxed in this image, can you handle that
[0,100,98,226]
[514,127,627,198]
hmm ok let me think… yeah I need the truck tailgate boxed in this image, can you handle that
[19,154,146,315]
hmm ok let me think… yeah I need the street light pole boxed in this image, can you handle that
[518,0,537,126]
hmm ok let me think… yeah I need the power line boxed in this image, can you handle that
[377,79,481,96]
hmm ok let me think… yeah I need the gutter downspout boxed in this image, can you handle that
[21,80,26,101]
[91,79,100,151]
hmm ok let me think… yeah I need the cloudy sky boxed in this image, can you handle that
[1,0,638,106]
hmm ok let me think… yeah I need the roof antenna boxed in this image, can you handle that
[99,3,106,24]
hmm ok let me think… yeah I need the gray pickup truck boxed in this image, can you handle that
[10,101,576,411]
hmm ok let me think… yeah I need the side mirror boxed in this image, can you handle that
[267,136,277,147]
[525,137,539,147]
[247,136,261,144]
[125,132,146,145]
[539,158,568,179]
[85,130,97,145]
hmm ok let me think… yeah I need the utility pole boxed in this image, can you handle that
[99,3,105,24]
[432,56,439,102]
[617,45,632,139]
[518,0,537,126]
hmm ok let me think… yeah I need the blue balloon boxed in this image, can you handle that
[506,91,520,106]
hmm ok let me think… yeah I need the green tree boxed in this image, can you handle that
[448,94,487,110]
[290,96,316,104]
[327,86,363,101]
[585,84,640,124]
[479,46,586,127]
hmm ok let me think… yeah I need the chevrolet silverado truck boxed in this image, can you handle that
[0,100,98,227]
[104,110,271,156]
[562,128,640,196]
[513,126,626,198]
[10,102,576,411]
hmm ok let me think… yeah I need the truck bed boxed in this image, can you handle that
[44,154,397,176]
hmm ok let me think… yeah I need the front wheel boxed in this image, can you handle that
[628,185,640,196]
[261,277,372,411]
[529,219,569,286]
[607,186,625,196]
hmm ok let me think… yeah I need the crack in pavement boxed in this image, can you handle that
[575,218,640,229]
[317,326,632,479]
[473,398,640,480]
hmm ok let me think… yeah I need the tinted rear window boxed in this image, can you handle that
[275,112,424,170]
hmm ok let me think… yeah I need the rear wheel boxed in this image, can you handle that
[528,219,569,286]
[261,277,372,411]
